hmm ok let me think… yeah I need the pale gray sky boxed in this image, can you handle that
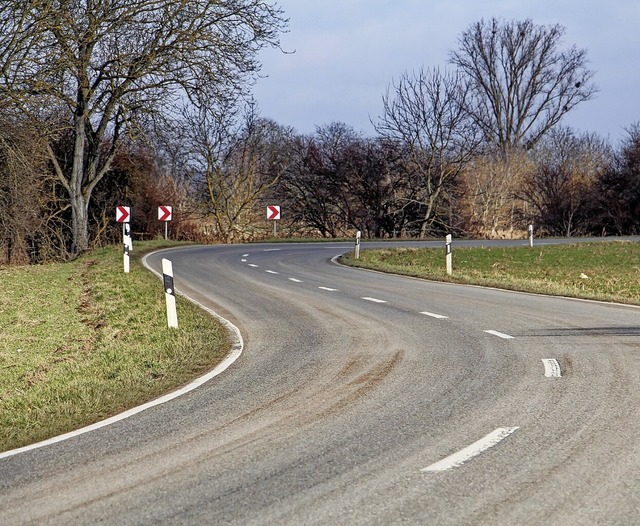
[253,1,640,145]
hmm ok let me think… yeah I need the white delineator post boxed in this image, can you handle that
[162,258,178,329]
[123,222,132,253]
[446,234,452,275]
[116,206,132,274]
[122,217,132,274]
[355,230,361,259]
[123,243,130,274]
[528,224,534,247]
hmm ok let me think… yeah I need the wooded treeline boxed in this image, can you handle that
[0,8,638,264]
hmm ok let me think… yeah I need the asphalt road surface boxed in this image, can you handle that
[2,240,640,525]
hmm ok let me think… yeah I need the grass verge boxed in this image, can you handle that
[0,241,229,452]
[342,240,640,305]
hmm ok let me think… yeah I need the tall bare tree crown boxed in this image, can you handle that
[449,17,597,153]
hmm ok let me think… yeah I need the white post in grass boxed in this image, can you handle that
[355,230,362,259]
[123,222,132,253]
[162,258,178,329]
[528,224,534,247]
[123,243,130,274]
[445,234,452,275]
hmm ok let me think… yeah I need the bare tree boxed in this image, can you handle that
[521,127,610,236]
[450,18,597,153]
[337,138,409,238]
[185,101,292,242]
[0,113,49,263]
[278,135,340,238]
[0,0,286,253]
[596,124,640,235]
[458,150,533,238]
[376,67,478,238]
[277,123,360,238]
[276,123,412,239]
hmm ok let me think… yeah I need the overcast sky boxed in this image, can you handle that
[252,0,639,146]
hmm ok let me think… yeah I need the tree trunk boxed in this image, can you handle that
[419,198,436,239]
[71,191,90,253]
[70,107,90,253]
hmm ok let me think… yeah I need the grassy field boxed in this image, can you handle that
[342,240,640,305]
[0,241,229,452]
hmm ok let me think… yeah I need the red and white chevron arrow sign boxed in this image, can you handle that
[158,205,172,221]
[116,206,130,223]
[267,205,281,220]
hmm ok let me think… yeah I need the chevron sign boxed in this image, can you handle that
[158,206,172,221]
[116,206,130,223]
[267,205,281,220]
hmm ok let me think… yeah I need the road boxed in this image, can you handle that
[2,241,640,524]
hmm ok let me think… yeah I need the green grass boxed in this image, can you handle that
[0,241,229,452]
[342,241,640,304]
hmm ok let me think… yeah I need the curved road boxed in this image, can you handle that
[2,241,640,524]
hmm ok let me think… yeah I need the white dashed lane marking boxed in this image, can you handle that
[289,278,303,283]
[362,297,387,303]
[484,330,514,339]
[542,359,562,377]
[318,287,338,292]
[422,427,519,472]
[420,311,448,319]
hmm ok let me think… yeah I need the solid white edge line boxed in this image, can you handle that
[420,311,449,319]
[542,358,562,378]
[422,427,519,472]
[0,250,244,461]
[362,297,387,303]
[484,330,515,339]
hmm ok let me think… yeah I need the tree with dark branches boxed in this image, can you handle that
[376,67,479,238]
[0,0,287,253]
[450,18,597,154]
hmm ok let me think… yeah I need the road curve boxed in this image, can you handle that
[2,241,640,524]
